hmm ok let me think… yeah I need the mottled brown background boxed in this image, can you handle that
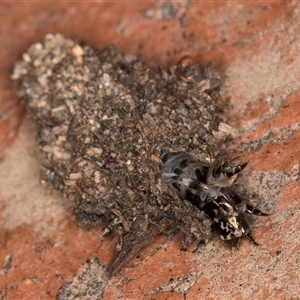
[0,2,299,299]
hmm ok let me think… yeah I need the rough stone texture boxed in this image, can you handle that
[56,257,109,300]
[1,2,300,300]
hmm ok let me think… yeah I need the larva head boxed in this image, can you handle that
[216,215,248,241]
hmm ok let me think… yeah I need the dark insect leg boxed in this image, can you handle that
[245,232,259,246]
[232,193,269,216]
[221,157,248,177]
[246,203,270,216]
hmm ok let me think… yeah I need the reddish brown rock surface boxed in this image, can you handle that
[0,2,299,299]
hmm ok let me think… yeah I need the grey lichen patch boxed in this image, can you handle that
[151,275,197,297]
[13,33,230,275]
[56,257,109,300]
[0,255,12,276]
[0,119,71,233]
